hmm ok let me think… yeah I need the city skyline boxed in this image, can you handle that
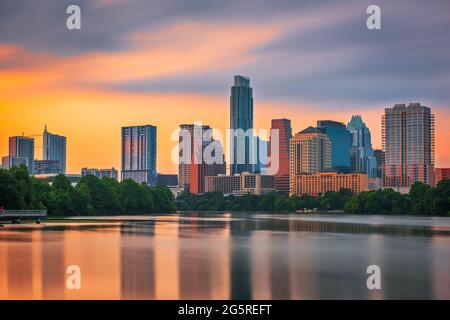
[1,1,450,174]
[0,94,448,176]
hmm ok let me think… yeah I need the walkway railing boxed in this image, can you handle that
[0,210,47,218]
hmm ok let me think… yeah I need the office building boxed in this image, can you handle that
[230,75,256,175]
[291,171,368,196]
[205,172,275,195]
[157,173,178,187]
[289,126,331,195]
[8,136,34,174]
[317,120,351,170]
[347,115,377,178]
[269,119,292,193]
[373,149,384,178]
[178,124,211,192]
[382,103,435,187]
[121,125,157,186]
[2,156,28,169]
[34,160,61,175]
[435,168,450,186]
[43,126,67,174]
[189,138,226,195]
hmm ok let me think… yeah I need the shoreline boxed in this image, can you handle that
[1,211,449,227]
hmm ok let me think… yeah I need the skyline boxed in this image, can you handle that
[1,0,450,173]
[1,89,448,175]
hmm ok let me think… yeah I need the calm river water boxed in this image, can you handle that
[0,212,449,299]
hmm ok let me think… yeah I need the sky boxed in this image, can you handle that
[1,0,449,174]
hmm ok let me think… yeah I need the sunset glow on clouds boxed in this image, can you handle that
[1,0,449,173]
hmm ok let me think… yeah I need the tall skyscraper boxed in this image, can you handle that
[178,123,211,192]
[317,120,351,171]
[43,126,67,174]
[347,115,377,178]
[8,136,34,174]
[230,75,255,175]
[121,125,157,186]
[382,103,435,187]
[269,119,292,193]
[289,127,331,195]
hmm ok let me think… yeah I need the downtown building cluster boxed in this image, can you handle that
[2,76,447,196]
[168,76,441,197]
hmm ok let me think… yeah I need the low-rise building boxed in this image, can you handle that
[205,172,275,195]
[157,173,178,186]
[81,167,118,180]
[435,168,450,186]
[291,171,368,196]
[2,156,28,169]
[34,160,61,175]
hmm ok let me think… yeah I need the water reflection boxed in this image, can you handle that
[0,213,449,299]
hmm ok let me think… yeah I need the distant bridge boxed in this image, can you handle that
[0,210,47,224]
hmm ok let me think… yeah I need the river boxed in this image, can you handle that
[0,212,449,299]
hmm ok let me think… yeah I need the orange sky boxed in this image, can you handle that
[1,21,449,174]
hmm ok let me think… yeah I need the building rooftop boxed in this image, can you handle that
[298,126,323,134]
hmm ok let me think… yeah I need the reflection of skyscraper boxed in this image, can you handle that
[120,224,155,299]
[43,126,67,174]
[317,120,350,171]
[230,75,255,175]
[8,136,34,174]
[382,103,435,187]
[347,115,377,178]
[269,119,292,193]
[121,125,157,186]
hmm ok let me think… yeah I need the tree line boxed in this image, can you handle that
[176,189,354,212]
[344,180,450,216]
[176,180,450,216]
[1,165,449,216]
[0,165,176,215]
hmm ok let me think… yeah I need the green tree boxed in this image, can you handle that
[0,168,25,209]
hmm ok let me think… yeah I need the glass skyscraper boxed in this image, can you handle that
[317,120,351,171]
[121,125,157,186]
[382,103,434,187]
[43,126,67,174]
[347,115,377,178]
[230,75,255,175]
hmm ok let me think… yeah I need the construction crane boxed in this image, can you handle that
[22,133,42,138]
